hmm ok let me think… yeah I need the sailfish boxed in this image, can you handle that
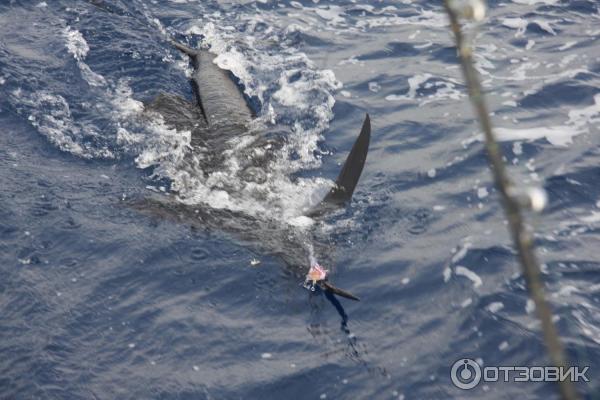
[134,39,371,301]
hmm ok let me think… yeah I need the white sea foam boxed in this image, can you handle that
[131,17,344,220]
[580,211,600,224]
[494,126,581,147]
[356,9,447,29]
[63,26,107,87]
[477,187,488,199]
[473,94,600,147]
[78,62,107,87]
[526,40,535,50]
[443,267,452,282]
[455,266,483,288]
[568,93,600,128]
[451,241,472,264]
[558,41,577,51]
[502,17,556,37]
[385,73,430,101]
[385,73,463,105]
[502,17,528,37]
[487,302,504,313]
[14,90,112,159]
[63,27,89,61]
[525,299,535,313]
[572,310,600,345]
[314,6,345,25]
[461,298,473,308]
[533,19,556,35]
[368,81,381,92]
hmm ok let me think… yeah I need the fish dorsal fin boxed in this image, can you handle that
[309,114,371,216]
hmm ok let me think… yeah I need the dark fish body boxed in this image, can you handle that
[137,39,372,302]
[172,41,252,128]
[194,50,254,127]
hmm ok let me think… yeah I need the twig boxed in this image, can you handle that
[442,2,579,399]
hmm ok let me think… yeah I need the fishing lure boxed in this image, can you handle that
[302,262,360,301]
[303,262,328,291]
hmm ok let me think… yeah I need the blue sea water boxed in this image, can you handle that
[1,0,600,398]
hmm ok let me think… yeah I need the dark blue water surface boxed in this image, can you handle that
[2,0,600,399]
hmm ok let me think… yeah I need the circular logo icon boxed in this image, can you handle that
[451,358,482,390]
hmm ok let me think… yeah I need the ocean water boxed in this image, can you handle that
[1,0,600,398]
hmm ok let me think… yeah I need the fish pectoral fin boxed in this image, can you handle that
[125,196,202,228]
[320,281,360,301]
[308,114,371,217]
[144,92,207,130]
